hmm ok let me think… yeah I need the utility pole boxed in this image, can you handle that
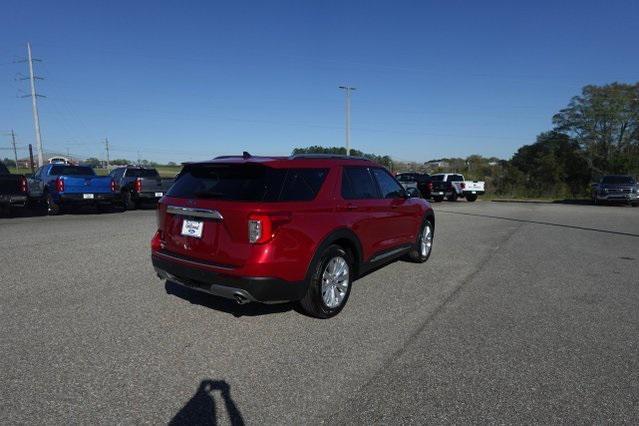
[103,137,110,171]
[20,43,45,167]
[10,130,18,171]
[339,86,356,156]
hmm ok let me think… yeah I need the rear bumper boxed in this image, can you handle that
[463,190,485,196]
[152,252,307,303]
[60,193,117,204]
[0,194,28,207]
[135,191,165,200]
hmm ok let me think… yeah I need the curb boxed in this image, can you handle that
[491,199,554,204]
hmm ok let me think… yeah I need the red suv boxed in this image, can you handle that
[151,154,435,318]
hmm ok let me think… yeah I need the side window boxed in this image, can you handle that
[371,168,404,199]
[278,168,328,201]
[341,167,378,200]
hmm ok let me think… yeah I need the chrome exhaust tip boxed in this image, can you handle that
[234,293,249,305]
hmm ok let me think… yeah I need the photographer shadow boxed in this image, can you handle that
[170,380,244,426]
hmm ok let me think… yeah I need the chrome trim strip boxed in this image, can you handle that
[167,205,223,220]
[369,245,411,263]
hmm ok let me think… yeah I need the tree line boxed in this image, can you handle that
[293,82,639,199]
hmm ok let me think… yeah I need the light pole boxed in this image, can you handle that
[339,86,356,156]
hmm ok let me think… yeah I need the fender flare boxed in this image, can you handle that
[304,227,364,281]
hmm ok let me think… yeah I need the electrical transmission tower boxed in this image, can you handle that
[17,43,45,166]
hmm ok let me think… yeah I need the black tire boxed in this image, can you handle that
[433,195,444,202]
[447,191,458,201]
[298,245,353,319]
[466,194,477,202]
[405,219,434,263]
[631,202,638,207]
[46,193,61,215]
[122,190,136,210]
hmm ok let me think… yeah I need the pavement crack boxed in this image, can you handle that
[324,220,525,423]
[437,209,639,238]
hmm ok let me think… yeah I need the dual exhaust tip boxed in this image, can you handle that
[156,268,252,305]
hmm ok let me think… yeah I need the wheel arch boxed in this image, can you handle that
[305,228,363,280]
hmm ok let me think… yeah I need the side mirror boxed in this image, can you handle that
[405,187,421,198]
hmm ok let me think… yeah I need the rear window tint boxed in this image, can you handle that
[126,169,160,178]
[279,169,328,201]
[50,166,95,176]
[341,167,378,199]
[0,162,9,174]
[167,164,327,202]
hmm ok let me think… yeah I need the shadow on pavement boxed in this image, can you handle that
[165,281,293,317]
[551,198,593,205]
[170,380,245,426]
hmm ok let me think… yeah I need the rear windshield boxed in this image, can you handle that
[430,175,444,181]
[50,166,96,176]
[0,162,9,174]
[126,169,159,178]
[602,176,635,185]
[166,164,328,202]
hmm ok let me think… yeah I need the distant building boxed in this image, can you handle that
[424,160,449,169]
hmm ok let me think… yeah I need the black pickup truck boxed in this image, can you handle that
[109,166,175,209]
[0,161,42,215]
[395,172,433,199]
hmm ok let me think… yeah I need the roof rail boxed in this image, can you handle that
[289,153,371,161]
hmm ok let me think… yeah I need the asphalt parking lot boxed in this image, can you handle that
[1,201,638,424]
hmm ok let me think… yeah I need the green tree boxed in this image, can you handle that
[2,158,16,168]
[110,158,130,166]
[84,157,101,168]
[508,131,590,197]
[553,82,639,175]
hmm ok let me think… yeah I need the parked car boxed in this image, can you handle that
[32,164,118,214]
[430,173,485,202]
[151,153,435,318]
[0,161,44,215]
[396,172,433,199]
[109,166,175,210]
[591,175,638,206]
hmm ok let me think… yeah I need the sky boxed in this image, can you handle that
[1,0,638,164]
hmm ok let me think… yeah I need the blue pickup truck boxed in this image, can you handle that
[32,163,117,214]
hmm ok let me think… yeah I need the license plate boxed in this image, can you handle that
[83,194,94,199]
[155,192,163,197]
[181,219,203,238]
[471,191,476,194]
[435,192,443,195]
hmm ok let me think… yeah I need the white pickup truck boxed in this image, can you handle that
[430,173,485,202]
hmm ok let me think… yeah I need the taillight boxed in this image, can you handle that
[460,182,466,189]
[151,230,162,251]
[427,182,433,191]
[134,178,142,192]
[248,212,291,244]
[111,179,117,192]
[248,214,273,244]
[19,176,28,193]
[55,177,64,193]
